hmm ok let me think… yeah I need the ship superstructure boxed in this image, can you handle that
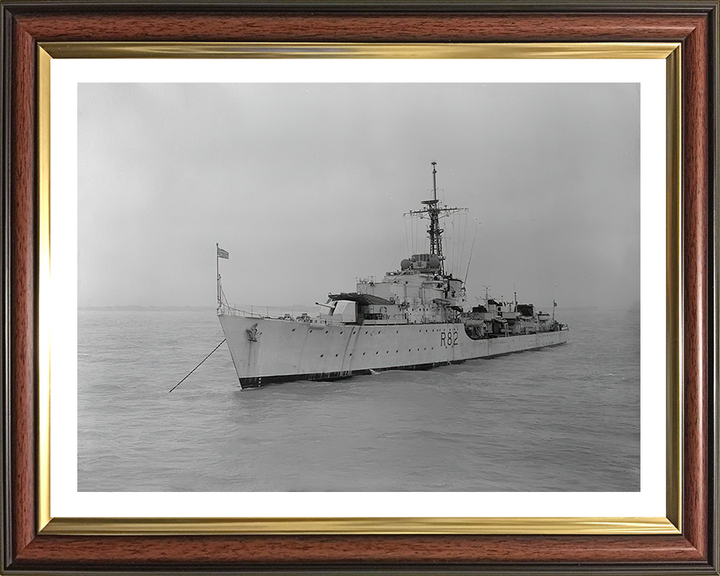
[218,163,568,388]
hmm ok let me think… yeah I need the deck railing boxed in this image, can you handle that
[218,303,326,323]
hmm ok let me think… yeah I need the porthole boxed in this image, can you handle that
[320,354,324,357]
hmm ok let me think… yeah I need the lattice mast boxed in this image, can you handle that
[406,162,467,276]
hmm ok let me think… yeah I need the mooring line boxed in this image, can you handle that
[168,339,226,393]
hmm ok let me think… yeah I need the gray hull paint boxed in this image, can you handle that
[219,314,569,388]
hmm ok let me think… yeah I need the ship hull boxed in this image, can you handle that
[219,314,569,388]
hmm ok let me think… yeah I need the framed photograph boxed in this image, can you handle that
[2,1,717,574]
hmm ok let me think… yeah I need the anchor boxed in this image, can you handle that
[246,323,261,342]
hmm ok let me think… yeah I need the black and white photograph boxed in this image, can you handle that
[77,81,640,493]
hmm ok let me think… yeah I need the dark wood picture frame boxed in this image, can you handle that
[1,1,718,573]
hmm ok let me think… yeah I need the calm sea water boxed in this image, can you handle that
[78,307,639,492]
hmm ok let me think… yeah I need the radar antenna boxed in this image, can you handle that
[405,162,468,276]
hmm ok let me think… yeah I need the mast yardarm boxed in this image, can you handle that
[405,162,467,276]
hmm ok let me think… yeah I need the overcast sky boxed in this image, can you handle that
[78,82,640,310]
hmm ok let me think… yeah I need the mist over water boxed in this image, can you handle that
[79,83,640,311]
[78,307,639,492]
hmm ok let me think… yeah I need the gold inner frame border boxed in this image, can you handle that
[36,41,682,536]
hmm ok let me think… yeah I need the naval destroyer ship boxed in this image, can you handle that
[218,163,569,388]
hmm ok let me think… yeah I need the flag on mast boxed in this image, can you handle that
[217,247,229,259]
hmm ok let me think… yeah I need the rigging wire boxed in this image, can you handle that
[410,213,414,254]
[452,218,456,277]
[169,339,226,393]
[452,215,459,278]
[460,211,468,279]
[220,285,230,308]
[449,218,455,276]
[452,216,460,277]
[464,222,480,284]
[404,216,410,257]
